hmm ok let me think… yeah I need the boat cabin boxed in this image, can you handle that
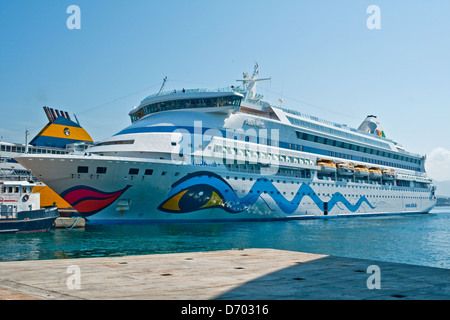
[0,181,38,218]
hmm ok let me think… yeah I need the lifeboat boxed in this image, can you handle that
[337,162,354,176]
[317,159,336,173]
[369,167,382,179]
[382,168,395,180]
[354,165,369,177]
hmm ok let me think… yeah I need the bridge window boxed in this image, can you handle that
[130,95,242,122]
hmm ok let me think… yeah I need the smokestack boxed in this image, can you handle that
[55,110,61,118]
[64,111,71,120]
[50,108,57,121]
[43,106,54,122]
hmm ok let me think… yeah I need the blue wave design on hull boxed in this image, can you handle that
[160,171,376,215]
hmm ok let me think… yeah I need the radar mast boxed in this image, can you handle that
[236,63,271,101]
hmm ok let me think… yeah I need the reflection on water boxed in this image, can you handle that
[1,208,449,269]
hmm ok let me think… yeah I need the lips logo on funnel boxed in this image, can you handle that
[60,185,131,217]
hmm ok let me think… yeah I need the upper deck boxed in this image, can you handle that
[129,89,243,123]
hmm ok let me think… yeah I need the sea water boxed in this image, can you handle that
[1,207,449,269]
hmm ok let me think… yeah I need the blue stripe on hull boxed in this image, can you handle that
[86,211,431,224]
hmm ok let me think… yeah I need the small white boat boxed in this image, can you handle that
[0,180,58,233]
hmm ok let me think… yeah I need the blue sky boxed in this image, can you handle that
[1,1,450,179]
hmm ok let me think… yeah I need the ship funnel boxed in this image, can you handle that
[358,115,386,138]
[43,107,73,122]
[43,106,55,123]
[30,107,94,148]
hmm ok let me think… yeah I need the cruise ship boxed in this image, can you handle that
[16,65,437,222]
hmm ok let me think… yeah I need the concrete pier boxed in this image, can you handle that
[54,216,85,228]
[0,249,449,300]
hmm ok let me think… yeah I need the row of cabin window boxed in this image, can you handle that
[0,144,67,154]
[294,131,421,165]
[77,166,154,176]
[216,138,419,172]
[225,175,428,190]
[218,146,314,165]
[1,187,32,193]
[244,190,429,199]
[287,116,390,149]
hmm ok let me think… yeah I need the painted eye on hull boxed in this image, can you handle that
[158,184,225,213]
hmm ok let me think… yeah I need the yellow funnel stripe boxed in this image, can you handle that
[39,123,93,141]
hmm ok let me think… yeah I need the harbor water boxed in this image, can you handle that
[1,207,449,269]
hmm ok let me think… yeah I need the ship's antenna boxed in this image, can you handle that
[236,63,271,101]
[25,129,29,154]
[157,76,168,96]
[73,114,80,126]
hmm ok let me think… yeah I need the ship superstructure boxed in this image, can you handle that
[16,65,436,222]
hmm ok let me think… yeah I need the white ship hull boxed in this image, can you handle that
[16,154,435,222]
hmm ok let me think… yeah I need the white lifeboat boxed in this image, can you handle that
[354,165,369,177]
[337,162,354,176]
[369,167,382,179]
[382,168,395,180]
[317,159,336,173]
